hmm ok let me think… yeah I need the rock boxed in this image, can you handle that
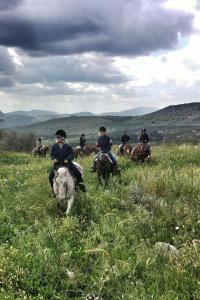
[155,242,179,255]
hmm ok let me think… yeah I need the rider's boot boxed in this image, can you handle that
[90,161,96,173]
[50,189,56,198]
[112,163,120,175]
[76,178,87,192]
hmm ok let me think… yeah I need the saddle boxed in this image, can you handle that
[95,152,113,164]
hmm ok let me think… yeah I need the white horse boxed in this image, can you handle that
[53,163,82,215]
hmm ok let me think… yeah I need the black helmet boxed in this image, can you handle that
[38,138,41,141]
[55,129,66,138]
[142,128,146,132]
[81,134,85,136]
[99,126,106,132]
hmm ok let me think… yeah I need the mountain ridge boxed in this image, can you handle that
[2,106,158,128]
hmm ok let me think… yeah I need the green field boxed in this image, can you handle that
[0,144,200,299]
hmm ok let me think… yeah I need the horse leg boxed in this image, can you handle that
[98,174,102,185]
[66,195,74,215]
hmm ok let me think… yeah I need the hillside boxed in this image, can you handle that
[3,110,69,128]
[15,103,200,143]
[0,145,200,299]
[2,106,158,128]
[99,106,158,116]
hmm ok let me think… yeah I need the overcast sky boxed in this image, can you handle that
[0,0,199,113]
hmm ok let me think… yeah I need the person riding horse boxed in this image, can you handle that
[91,126,118,172]
[36,138,43,152]
[119,131,131,155]
[49,129,86,197]
[79,134,86,154]
[139,128,150,155]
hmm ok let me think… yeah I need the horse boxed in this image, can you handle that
[84,144,98,155]
[131,143,151,163]
[73,146,82,159]
[73,144,97,159]
[32,145,49,158]
[53,162,83,215]
[95,153,113,185]
[118,143,132,156]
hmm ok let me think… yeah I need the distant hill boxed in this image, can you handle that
[0,111,4,122]
[99,106,158,116]
[14,103,200,143]
[2,110,69,128]
[72,112,95,116]
[1,107,158,128]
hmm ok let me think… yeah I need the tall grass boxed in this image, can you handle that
[0,144,200,299]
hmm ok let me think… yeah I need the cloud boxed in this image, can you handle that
[0,0,23,11]
[14,54,129,85]
[0,0,194,56]
[0,46,16,87]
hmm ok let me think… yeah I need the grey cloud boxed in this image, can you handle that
[14,54,128,85]
[0,0,23,11]
[0,46,16,87]
[0,0,194,56]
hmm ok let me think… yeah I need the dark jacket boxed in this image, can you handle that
[80,137,86,147]
[97,135,112,152]
[50,143,74,163]
[121,134,131,144]
[139,133,149,143]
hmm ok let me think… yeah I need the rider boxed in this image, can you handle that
[36,138,43,151]
[139,128,150,152]
[49,129,86,197]
[79,134,86,153]
[119,130,131,155]
[91,126,118,172]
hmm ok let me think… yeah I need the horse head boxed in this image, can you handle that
[53,167,74,201]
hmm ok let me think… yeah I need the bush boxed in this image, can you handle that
[0,130,36,152]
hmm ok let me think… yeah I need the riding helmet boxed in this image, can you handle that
[99,126,106,132]
[55,129,67,138]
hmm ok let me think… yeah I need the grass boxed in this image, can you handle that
[0,144,200,299]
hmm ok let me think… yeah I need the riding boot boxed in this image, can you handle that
[50,190,56,198]
[90,161,96,173]
[112,162,120,175]
[75,178,87,192]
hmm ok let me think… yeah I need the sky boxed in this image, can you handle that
[0,0,200,113]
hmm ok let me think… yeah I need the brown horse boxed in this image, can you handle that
[32,145,49,158]
[96,153,113,185]
[84,144,98,155]
[131,143,151,163]
[118,143,132,156]
[73,146,82,159]
[73,144,97,159]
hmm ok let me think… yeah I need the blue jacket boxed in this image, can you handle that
[97,135,112,152]
[50,143,74,163]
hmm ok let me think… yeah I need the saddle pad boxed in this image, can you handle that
[96,153,113,164]
[73,162,83,176]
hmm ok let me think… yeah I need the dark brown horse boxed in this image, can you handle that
[96,153,113,185]
[131,143,151,163]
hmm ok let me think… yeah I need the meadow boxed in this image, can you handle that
[0,144,200,299]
